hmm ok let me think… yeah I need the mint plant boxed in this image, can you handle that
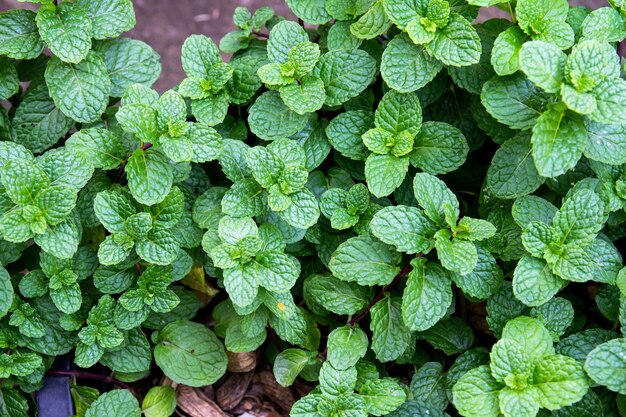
[1,0,626,416]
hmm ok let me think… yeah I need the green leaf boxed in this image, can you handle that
[280,76,326,115]
[267,21,308,64]
[142,386,177,417]
[519,41,566,94]
[135,229,179,265]
[370,206,437,254]
[409,362,448,411]
[329,235,402,286]
[427,14,481,67]
[10,83,74,154]
[553,189,605,247]
[590,78,626,125]
[278,189,320,229]
[435,232,478,275]
[375,90,422,137]
[85,389,140,417]
[486,135,543,199]
[359,378,407,416]
[326,110,373,160]
[285,0,330,24]
[154,320,227,387]
[381,33,443,93]
[2,158,49,205]
[181,34,220,78]
[365,154,409,198]
[126,148,173,206]
[584,337,626,395]
[513,256,564,307]
[303,273,371,316]
[273,348,311,387]
[77,0,135,39]
[533,354,588,409]
[531,107,587,178]
[0,58,19,100]
[36,3,92,64]
[327,325,368,370]
[413,172,459,226]
[402,258,452,331]
[66,128,125,170]
[248,91,309,141]
[0,267,12,319]
[101,328,151,373]
[221,179,267,218]
[584,119,626,165]
[491,26,527,76]
[312,49,376,106]
[481,74,551,130]
[502,316,554,361]
[410,121,468,175]
[0,9,45,59]
[581,7,626,43]
[452,365,502,417]
[351,0,392,40]
[370,295,410,362]
[498,386,539,417]
[44,52,111,123]
[452,245,503,300]
[93,38,160,97]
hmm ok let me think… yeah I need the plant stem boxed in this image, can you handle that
[45,370,136,395]
[253,31,269,39]
[140,143,153,151]
[348,261,416,326]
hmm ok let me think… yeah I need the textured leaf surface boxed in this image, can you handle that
[45,52,111,123]
[154,320,227,387]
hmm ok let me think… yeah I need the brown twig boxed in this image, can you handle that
[140,142,153,151]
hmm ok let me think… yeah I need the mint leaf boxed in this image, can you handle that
[329,235,402,286]
[402,258,452,331]
[77,0,135,39]
[370,295,410,362]
[126,148,173,206]
[93,38,160,97]
[248,91,309,141]
[0,9,44,59]
[85,389,140,417]
[154,320,227,387]
[481,74,551,130]
[452,365,502,417]
[428,14,482,67]
[370,206,437,254]
[381,33,443,93]
[44,52,111,123]
[531,107,587,178]
[486,135,543,199]
[141,386,177,417]
[312,50,376,106]
[36,3,92,64]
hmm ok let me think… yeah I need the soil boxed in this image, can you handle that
[0,0,601,92]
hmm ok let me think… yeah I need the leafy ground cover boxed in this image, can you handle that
[1,0,626,416]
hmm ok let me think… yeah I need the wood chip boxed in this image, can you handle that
[216,372,254,411]
[227,351,257,373]
[252,371,296,412]
[176,385,230,417]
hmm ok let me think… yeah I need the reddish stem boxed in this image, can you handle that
[253,31,269,39]
[140,143,153,151]
[45,370,136,395]
[348,261,416,326]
